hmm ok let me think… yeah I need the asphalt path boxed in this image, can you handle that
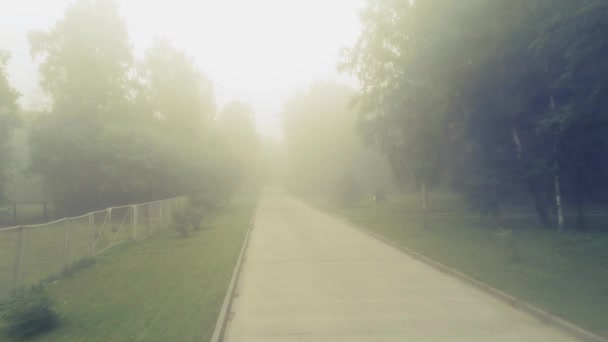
[223,193,577,342]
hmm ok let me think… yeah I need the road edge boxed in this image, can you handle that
[210,199,259,342]
[301,199,607,342]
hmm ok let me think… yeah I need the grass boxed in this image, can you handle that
[0,199,185,300]
[2,195,256,341]
[311,192,608,338]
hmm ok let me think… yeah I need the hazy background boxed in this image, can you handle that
[1,0,364,138]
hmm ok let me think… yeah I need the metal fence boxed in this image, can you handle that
[0,196,187,299]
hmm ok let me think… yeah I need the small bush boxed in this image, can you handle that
[172,207,192,238]
[1,283,59,338]
[190,208,205,231]
[173,197,220,236]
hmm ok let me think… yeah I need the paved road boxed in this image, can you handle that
[223,194,577,342]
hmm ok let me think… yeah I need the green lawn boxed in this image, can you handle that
[5,195,256,341]
[0,200,181,300]
[311,193,608,338]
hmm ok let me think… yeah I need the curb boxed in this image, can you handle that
[210,200,259,342]
[300,200,607,342]
[348,221,607,342]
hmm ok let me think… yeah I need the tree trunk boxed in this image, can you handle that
[554,171,565,231]
[551,94,565,231]
[512,127,522,159]
[513,126,552,228]
[528,182,551,228]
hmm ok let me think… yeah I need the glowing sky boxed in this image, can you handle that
[0,0,365,138]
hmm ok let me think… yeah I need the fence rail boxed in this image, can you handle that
[0,196,187,299]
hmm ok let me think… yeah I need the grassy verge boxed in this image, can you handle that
[7,195,256,341]
[310,193,608,338]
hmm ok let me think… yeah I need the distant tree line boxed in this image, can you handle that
[0,0,258,215]
[281,81,395,203]
[341,0,608,229]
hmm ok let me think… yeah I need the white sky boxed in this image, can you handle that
[0,0,365,138]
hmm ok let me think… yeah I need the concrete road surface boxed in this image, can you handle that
[223,193,578,342]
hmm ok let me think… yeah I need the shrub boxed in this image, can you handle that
[190,208,205,231]
[172,207,192,238]
[174,196,221,236]
[1,283,59,338]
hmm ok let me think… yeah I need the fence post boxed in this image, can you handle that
[147,203,151,237]
[43,202,49,222]
[132,205,137,241]
[159,202,163,230]
[168,200,173,227]
[12,202,17,226]
[13,226,26,290]
[89,213,95,257]
[106,208,114,247]
[62,219,70,274]
[108,209,113,247]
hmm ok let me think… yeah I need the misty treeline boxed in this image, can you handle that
[339,0,608,230]
[0,0,258,215]
[281,82,394,205]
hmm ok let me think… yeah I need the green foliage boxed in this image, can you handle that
[172,207,192,238]
[136,38,215,135]
[342,0,608,224]
[1,283,59,338]
[25,0,251,214]
[0,51,20,206]
[340,0,456,193]
[23,196,255,341]
[172,197,221,237]
[28,0,132,119]
[190,208,205,231]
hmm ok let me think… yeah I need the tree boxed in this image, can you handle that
[137,39,215,135]
[28,0,132,119]
[340,0,465,211]
[27,0,134,213]
[257,138,287,187]
[282,82,360,194]
[343,0,608,229]
[216,101,259,192]
[0,51,20,205]
[282,81,393,198]
[135,39,224,201]
[530,0,608,229]
[27,0,223,214]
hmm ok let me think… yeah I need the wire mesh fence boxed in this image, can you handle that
[0,196,187,300]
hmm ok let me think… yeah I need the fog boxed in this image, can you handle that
[2,0,365,138]
[1,0,608,340]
